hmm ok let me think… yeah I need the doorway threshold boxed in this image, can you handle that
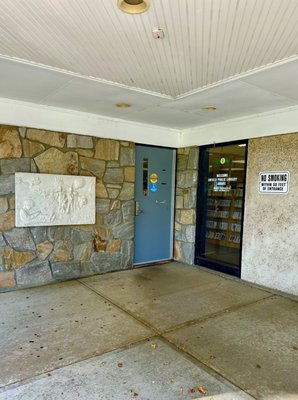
[133,259,173,269]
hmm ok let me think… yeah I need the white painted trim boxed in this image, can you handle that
[0,54,172,100]
[176,55,298,99]
[1,97,298,150]
[0,97,180,148]
[169,149,177,259]
[181,106,298,147]
[1,53,297,101]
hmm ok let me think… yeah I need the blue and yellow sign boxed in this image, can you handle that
[150,173,158,184]
[149,183,158,192]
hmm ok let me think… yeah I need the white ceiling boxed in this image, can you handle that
[0,0,297,130]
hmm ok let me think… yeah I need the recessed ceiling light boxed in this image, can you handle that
[202,106,217,111]
[117,0,150,14]
[115,103,132,108]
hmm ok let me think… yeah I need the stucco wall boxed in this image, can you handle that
[0,125,135,291]
[242,132,298,295]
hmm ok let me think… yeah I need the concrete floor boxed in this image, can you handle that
[0,262,297,400]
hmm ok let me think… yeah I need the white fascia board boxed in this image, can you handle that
[181,106,298,147]
[0,97,180,148]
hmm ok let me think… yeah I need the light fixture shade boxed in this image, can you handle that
[117,0,150,14]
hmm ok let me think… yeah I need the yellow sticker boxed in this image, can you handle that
[150,173,158,183]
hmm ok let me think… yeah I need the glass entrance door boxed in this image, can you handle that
[195,142,247,276]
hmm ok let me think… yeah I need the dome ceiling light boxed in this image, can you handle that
[117,0,150,14]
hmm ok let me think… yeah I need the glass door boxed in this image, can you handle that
[195,142,247,277]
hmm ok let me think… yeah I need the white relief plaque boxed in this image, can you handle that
[15,173,96,227]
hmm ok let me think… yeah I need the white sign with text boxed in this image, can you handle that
[259,171,289,194]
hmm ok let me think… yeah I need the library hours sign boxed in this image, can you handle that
[259,171,290,194]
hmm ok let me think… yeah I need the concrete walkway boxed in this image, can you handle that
[0,262,297,399]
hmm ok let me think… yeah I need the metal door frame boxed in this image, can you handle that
[194,139,248,277]
[133,144,176,265]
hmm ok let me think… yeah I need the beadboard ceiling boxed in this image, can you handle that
[0,0,298,130]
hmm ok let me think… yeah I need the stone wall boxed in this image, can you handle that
[241,132,298,295]
[0,125,135,291]
[174,147,199,264]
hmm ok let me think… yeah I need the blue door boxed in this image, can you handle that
[134,145,175,264]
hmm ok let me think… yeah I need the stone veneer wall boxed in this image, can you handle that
[174,147,199,264]
[0,125,135,291]
[241,132,298,295]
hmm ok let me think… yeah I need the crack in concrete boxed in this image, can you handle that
[77,279,274,400]
[78,279,161,335]
[161,294,275,335]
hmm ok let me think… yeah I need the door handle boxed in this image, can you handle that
[135,201,144,216]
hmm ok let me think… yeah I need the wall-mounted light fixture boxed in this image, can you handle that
[117,0,150,14]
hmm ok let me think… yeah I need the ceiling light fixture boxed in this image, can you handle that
[115,103,131,108]
[152,28,165,39]
[202,106,217,111]
[117,0,150,14]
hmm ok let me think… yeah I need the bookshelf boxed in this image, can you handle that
[205,188,243,249]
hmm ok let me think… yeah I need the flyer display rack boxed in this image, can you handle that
[205,188,243,249]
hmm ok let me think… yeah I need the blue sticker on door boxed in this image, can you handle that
[149,183,158,192]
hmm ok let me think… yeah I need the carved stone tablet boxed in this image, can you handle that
[15,173,96,227]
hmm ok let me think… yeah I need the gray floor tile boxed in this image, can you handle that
[0,338,253,400]
[165,296,298,399]
[82,264,271,331]
[1,263,296,399]
[0,281,153,387]
[80,262,226,302]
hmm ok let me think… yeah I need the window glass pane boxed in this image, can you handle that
[143,158,148,196]
[197,143,247,272]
